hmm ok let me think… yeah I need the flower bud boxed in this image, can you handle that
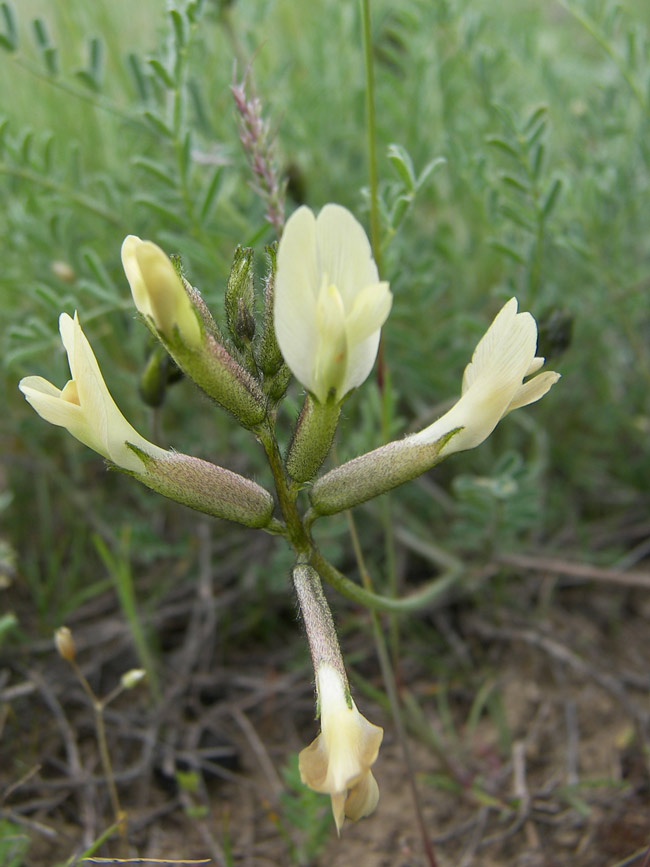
[55,626,76,662]
[121,236,202,350]
[122,237,267,428]
[309,431,457,516]
[286,394,341,483]
[225,246,256,351]
[256,244,285,377]
[121,668,147,690]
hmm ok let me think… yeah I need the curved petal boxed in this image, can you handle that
[274,206,320,392]
[313,283,348,402]
[341,330,381,396]
[506,370,561,413]
[19,377,107,457]
[461,299,537,396]
[121,235,151,318]
[344,771,379,822]
[315,205,379,309]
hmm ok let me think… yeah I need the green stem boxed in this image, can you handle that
[311,546,461,614]
[257,421,310,556]
[360,0,382,274]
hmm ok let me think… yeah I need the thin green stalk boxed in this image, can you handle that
[360,0,400,669]
[360,0,381,275]
[93,532,161,702]
[311,546,461,614]
[256,420,310,556]
[65,819,124,867]
[69,661,126,852]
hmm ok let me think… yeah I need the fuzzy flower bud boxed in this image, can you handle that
[310,298,560,515]
[121,236,202,350]
[274,204,392,404]
[121,237,267,428]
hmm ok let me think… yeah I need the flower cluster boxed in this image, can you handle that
[19,203,559,833]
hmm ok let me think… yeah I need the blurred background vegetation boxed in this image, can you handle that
[1,0,649,863]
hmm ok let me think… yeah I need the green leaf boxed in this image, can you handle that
[0,2,17,51]
[491,102,517,133]
[541,177,563,219]
[81,247,117,291]
[89,36,103,83]
[416,155,446,189]
[532,143,545,180]
[133,195,184,224]
[485,136,519,160]
[500,173,529,194]
[526,118,547,150]
[390,193,412,229]
[488,239,526,264]
[170,9,185,48]
[142,110,174,138]
[180,129,192,179]
[499,203,535,232]
[524,104,548,133]
[132,156,177,186]
[199,165,223,222]
[42,132,55,173]
[387,142,416,190]
[148,58,175,89]
[43,45,58,76]
[32,16,49,48]
[127,52,149,100]
[74,69,100,92]
[19,129,35,164]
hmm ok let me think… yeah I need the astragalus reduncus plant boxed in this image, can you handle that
[19,200,559,833]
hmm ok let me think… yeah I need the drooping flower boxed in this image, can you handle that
[121,235,202,349]
[19,312,166,473]
[274,204,392,404]
[309,297,560,516]
[18,313,275,527]
[299,663,383,833]
[408,297,560,455]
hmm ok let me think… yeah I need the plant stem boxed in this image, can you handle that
[360,0,382,275]
[360,0,400,669]
[70,661,126,849]
[312,545,462,614]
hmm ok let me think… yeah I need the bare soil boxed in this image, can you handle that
[2,532,650,867]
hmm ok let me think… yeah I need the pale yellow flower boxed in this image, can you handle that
[274,204,392,403]
[409,297,560,455]
[121,235,202,349]
[299,663,383,833]
[19,312,165,472]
